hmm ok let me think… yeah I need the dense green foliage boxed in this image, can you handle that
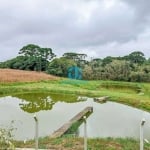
[0,44,149,82]
[0,44,55,71]
[47,57,76,77]
[83,51,149,82]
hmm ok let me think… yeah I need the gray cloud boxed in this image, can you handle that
[0,0,150,61]
[123,0,150,17]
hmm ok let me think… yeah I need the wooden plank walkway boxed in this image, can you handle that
[51,107,93,138]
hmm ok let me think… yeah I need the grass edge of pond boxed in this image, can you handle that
[14,136,150,149]
[0,79,149,112]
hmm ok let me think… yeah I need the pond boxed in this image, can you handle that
[0,93,150,141]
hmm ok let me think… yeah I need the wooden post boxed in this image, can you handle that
[84,116,87,150]
[140,118,146,150]
[34,114,38,150]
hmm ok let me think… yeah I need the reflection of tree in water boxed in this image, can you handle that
[19,96,55,113]
[15,93,79,113]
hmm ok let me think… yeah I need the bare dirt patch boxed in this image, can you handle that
[0,69,59,83]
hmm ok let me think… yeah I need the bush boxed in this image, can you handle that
[129,71,150,82]
[0,122,15,149]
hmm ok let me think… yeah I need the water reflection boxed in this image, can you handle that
[19,96,55,113]
[15,93,79,113]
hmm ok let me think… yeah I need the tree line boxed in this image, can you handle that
[0,44,150,82]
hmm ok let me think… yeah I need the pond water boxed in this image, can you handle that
[0,93,150,141]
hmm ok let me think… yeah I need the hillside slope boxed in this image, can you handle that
[0,69,58,82]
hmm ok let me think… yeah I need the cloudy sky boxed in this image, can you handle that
[0,0,150,61]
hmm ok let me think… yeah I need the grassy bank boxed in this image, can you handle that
[0,69,150,149]
[0,78,150,112]
[14,136,150,150]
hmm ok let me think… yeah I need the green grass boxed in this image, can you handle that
[14,136,150,150]
[0,79,150,112]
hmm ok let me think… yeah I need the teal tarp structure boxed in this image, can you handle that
[68,66,82,79]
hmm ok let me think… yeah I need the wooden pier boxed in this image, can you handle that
[51,106,93,138]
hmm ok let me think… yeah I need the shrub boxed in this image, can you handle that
[0,122,15,149]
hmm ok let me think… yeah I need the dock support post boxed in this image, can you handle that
[84,116,87,150]
[140,118,146,150]
[34,114,39,150]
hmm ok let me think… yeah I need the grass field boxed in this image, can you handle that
[0,69,58,82]
[0,69,150,149]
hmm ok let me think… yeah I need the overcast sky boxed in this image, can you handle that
[0,0,150,61]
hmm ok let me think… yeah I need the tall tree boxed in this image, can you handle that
[102,56,114,66]
[63,52,87,67]
[19,44,56,71]
[124,51,146,64]
[47,57,76,77]
[19,44,40,56]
